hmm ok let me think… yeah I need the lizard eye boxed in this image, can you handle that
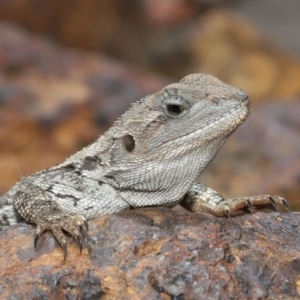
[167,105,184,115]
[162,94,189,118]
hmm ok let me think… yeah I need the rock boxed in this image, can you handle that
[0,207,299,299]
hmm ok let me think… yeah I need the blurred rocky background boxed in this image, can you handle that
[0,0,299,211]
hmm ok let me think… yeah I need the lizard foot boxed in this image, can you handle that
[219,194,290,217]
[34,211,88,261]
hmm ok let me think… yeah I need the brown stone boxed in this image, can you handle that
[0,207,300,299]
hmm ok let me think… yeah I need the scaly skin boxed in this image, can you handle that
[0,73,289,260]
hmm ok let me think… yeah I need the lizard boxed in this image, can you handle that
[0,73,290,259]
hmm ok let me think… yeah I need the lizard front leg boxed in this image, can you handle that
[13,182,88,260]
[12,178,131,260]
[180,182,290,217]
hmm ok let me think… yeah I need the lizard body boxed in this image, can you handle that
[0,74,289,258]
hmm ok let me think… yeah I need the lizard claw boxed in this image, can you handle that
[77,235,84,254]
[281,198,291,212]
[34,213,88,261]
[225,207,231,218]
[217,194,290,217]
[80,220,89,233]
[246,198,254,213]
[268,196,290,212]
[268,196,277,211]
[34,228,43,250]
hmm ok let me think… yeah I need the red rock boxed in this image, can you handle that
[0,208,299,299]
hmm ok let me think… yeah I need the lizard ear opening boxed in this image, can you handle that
[124,135,135,152]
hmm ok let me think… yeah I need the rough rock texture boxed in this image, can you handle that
[0,208,300,299]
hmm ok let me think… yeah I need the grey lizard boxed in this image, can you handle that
[0,73,290,259]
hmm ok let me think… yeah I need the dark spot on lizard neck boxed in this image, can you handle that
[81,156,101,171]
[64,163,76,172]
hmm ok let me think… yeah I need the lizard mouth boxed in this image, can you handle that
[157,104,249,148]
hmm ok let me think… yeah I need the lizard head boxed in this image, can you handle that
[149,73,249,149]
[103,73,250,205]
[109,73,249,157]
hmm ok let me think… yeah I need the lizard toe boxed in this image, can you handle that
[269,196,290,212]
[59,215,88,254]
[34,213,88,260]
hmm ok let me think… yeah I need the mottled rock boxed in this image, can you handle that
[0,208,300,299]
